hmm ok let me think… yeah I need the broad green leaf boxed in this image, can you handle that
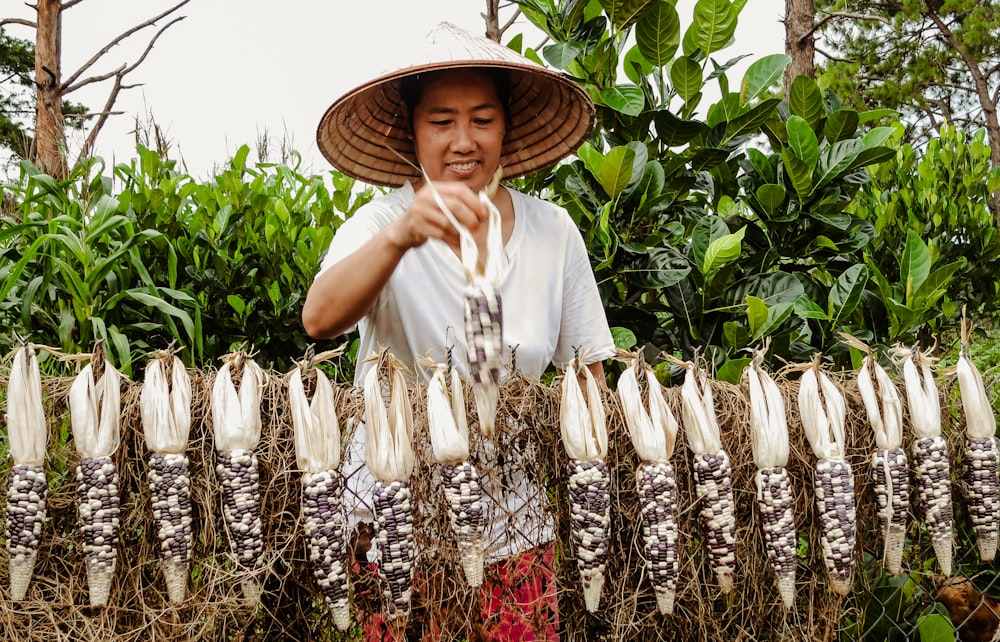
[687,0,737,55]
[690,216,730,276]
[858,108,898,124]
[746,295,768,337]
[809,211,852,231]
[598,0,654,28]
[900,230,931,303]
[741,54,790,103]
[755,184,786,216]
[599,146,637,198]
[863,126,896,149]
[670,56,703,102]
[654,110,707,145]
[825,109,859,142]
[829,264,869,327]
[227,294,246,316]
[717,357,750,384]
[723,98,781,142]
[786,115,819,170]
[782,148,813,200]
[755,301,794,340]
[788,76,824,129]
[915,260,964,301]
[814,139,864,188]
[542,41,584,69]
[642,247,692,288]
[702,226,746,275]
[600,84,646,116]
[577,142,604,182]
[611,326,638,350]
[635,0,680,66]
[917,614,955,641]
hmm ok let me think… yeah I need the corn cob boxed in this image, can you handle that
[855,348,908,575]
[140,350,193,603]
[364,352,416,620]
[955,345,1000,563]
[746,355,796,609]
[425,172,506,436]
[561,357,611,612]
[290,358,350,631]
[617,354,680,615]
[211,353,266,601]
[676,359,737,594]
[5,344,49,601]
[427,363,484,586]
[68,345,123,607]
[898,346,953,575]
[799,361,856,596]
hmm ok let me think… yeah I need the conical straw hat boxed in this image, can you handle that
[316,22,595,188]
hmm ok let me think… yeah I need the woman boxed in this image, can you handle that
[303,22,615,641]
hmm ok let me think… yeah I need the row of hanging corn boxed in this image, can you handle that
[3,338,999,624]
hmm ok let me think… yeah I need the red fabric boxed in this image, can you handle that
[354,545,559,642]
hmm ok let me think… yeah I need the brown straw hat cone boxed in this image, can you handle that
[316,22,595,188]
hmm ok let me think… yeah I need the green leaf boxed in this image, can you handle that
[600,84,646,117]
[635,0,680,66]
[863,126,896,149]
[917,613,955,641]
[786,115,819,170]
[756,184,786,216]
[670,56,703,103]
[702,226,746,275]
[788,75,824,129]
[724,98,781,142]
[227,294,246,316]
[825,110,860,142]
[653,110,707,145]
[125,291,196,344]
[687,0,737,55]
[690,216,730,275]
[814,139,864,188]
[794,294,829,320]
[900,230,930,303]
[716,357,750,384]
[611,326,638,350]
[741,54,790,103]
[599,146,637,199]
[858,108,898,124]
[745,295,768,337]
[598,0,655,28]
[829,264,869,327]
[755,301,794,340]
[782,148,814,200]
[577,142,604,182]
[542,41,584,68]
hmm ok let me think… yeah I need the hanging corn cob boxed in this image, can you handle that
[289,349,350,631]
[427,361,484,587]
[364,351,417,621]
[954,335,999,563]
[799,359,856,596]
[425,170,505,436]
[211,351,266,602]
[745,351,796,609]
[68,343,122,607]
[849,337,908,576]
[140,350,193,603]
[898,345,953,576]
[617,352,680,615]
[560,356,611,612]
[4,343,49,601]
[675,357,737,594]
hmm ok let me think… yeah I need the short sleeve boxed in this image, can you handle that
[551,215,615,368]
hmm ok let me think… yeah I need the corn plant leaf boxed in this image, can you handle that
[635,0,680,66]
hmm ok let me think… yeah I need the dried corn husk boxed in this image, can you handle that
[617,353,678,463]
[69,359,122,460]
[427,364,470,465]
[211,353,265,452]
[289,367,341,474]
[140,352,191,454]
[364,354,415,482]
[5,344,49,601]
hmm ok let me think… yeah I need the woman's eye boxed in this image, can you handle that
[430,120,451,126]
[474,118,494,126]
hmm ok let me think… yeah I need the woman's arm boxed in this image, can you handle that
[302,182,488,339]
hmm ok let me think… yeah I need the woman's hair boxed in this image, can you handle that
[398,67,512,133]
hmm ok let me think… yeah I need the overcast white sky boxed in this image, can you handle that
[4,0,786,178]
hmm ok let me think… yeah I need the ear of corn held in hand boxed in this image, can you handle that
[855,348,908,575]
[211,352,266,602]
[289,355,350,631]
[955,345,1000,563]
[5,344,49,601]
[899,346,953,575]
[68,345,123,607]
[617,353,680,615]
[561,357,611,612]
[364,351,417,621]
[799,362,856,596]
[140,350,193,603]
[746,355,796,609]
[427,363,484,587]
[678,359,737,594]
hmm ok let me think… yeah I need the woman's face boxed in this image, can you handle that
[411,69,506,193]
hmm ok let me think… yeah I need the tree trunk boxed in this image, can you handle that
[784,0,816,96]
[34,0,66,179]
[483,0,501,42]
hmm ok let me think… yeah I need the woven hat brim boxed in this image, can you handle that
[316,30,594,188]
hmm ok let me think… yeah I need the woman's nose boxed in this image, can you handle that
[450,122,475,151]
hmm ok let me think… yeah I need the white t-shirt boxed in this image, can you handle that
[318,182,615,560]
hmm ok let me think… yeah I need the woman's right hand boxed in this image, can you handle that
[386,181,488,251]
